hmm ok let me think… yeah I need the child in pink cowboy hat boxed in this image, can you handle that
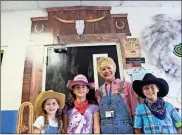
[66,74,95,90]
[63,74,100,134]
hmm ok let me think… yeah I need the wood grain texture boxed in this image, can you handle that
[24,6,140,104]
[31,17,48,21]
[46,6,111,12]
[111,14,131,36]
[31,20,49,33]
[21,46,44,104]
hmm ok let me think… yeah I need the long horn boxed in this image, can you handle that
[53,16,75,23]
[85,16,105,23]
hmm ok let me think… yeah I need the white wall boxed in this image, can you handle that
[1,6,181,110]
[1,10,47,110]
[111,6,181,64]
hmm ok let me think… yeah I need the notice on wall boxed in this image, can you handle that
[126,57,145,64]
[122,37,143,69]
[123,38,142,58]
[127,68,153,81]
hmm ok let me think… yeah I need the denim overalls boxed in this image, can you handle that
[43,124,61,134]
[99,81,134,134]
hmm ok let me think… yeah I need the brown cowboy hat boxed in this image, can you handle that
[66,74,95,90]
[132,73,169,98]
[34,90,65,116]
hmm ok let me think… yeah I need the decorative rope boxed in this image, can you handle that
[16,102,34,134]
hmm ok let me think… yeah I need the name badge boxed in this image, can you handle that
[105,111,115,118]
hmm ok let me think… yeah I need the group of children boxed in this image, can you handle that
[32,57,181,134]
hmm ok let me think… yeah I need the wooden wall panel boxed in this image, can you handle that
[21,46,44,104]
[104,11,111,33]
[93,11,100,34]
[47,7,131,37]
[86,10,95,34]
[47,6,112,37]
[111,14,131,36]
[53,11,60,36]
[22,48,33,102]
[22,6,138,104]
[48,12,54,34]
[31,17,49,33]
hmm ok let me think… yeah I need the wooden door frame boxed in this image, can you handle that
[21,33,127,103]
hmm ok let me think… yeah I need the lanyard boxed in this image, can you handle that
[105,83,112,96]
[105,83,112,107]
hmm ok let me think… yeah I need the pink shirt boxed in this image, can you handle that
[95,79,138,118]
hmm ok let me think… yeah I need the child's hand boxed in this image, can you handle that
[21,124,29,133]
[178,127,182,134]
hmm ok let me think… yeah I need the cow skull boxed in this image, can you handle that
[53,16,106,39]
[75,20,85,39]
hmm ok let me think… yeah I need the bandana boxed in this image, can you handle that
[74,100,88,114]
[144,97,166,120]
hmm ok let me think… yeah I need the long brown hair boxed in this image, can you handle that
[41,98,64,133]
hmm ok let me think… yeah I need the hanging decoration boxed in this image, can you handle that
[53,15,106,39]
[142,14,181,77]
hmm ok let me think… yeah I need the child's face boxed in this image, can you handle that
[100,64,115,81]
[142,84,159,101]
[73,85,89,98]
[44,98,59,115]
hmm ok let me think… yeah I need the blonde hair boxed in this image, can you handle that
[97,57,116,77]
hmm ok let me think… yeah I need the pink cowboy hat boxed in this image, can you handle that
[66,74,95,90]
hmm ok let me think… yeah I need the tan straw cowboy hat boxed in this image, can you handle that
[34,90,65,116]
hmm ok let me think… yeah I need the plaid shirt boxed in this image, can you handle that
[134,102,181,134]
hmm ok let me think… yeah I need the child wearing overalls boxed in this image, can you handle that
[96,57,138,133]
[33,90,65,134]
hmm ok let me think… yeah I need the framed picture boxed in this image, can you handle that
[93,54,108,89]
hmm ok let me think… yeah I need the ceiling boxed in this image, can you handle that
[1,1,181,12]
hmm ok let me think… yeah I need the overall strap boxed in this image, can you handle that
[118,81,124,93]
[99,85,105,98]
[100,81,125,96]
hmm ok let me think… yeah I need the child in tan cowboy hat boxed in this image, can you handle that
[132,73,182,134]
[63,74,100,134]
[33,90,65,134]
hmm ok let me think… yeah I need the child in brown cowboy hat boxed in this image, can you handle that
[33,90,65,134]
[63,74,100,134]
[132,73,182,134]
